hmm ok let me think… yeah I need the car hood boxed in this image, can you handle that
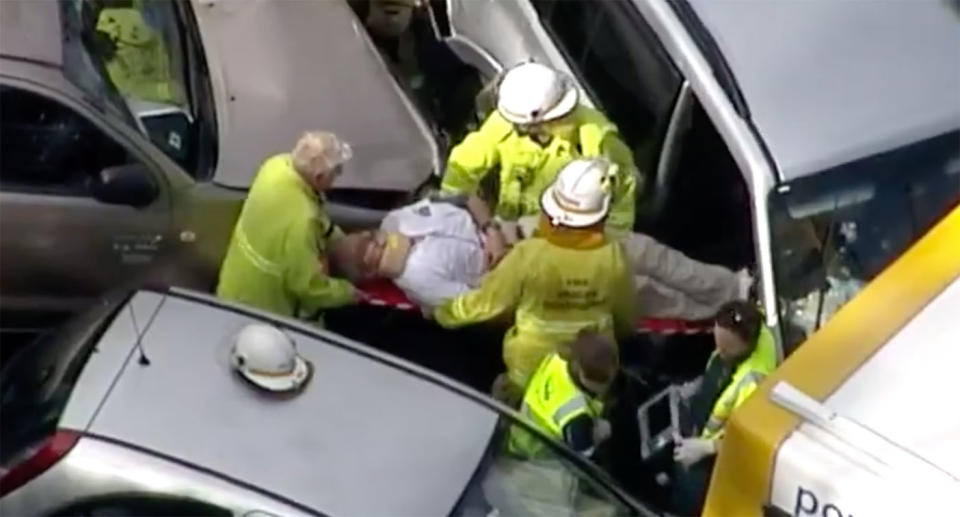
[191,0,438,191]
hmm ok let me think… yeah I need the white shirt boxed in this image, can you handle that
[380,199,487,308]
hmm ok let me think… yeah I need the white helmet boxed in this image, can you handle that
[541,158,616,228]
[497,62,578,125]
[230,324,311,392]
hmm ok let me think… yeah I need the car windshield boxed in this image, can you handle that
[0,294,124,470]
[769,130,960,350]
[59,0,210,177]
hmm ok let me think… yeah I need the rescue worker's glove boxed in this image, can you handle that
[673,437,716,468]
[678,377,703,400]
[592,418,613,445]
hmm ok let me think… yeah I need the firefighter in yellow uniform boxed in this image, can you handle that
[671,300,777,514]
[217,132,358,325]
[434,158,636,396]
[441,62,640,237]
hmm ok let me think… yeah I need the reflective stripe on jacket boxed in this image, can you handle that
[433,234,635,387]
[216,154,355,323]
[441,106,639,233]
[701,326,777,440]
[509,353,603,457]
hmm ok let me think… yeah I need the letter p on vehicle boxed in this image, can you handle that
[794,486,818,516]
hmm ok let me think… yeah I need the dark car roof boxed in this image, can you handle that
[687,0,960,181]
[78,290,498,516]
[0,0,62,66]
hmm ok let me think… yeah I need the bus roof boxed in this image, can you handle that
[687,0,960,182]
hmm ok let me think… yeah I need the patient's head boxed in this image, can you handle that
[330,230,412,281]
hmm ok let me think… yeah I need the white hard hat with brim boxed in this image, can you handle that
[240,354,312,392]
[540,159,614,228]
[231,324,313,393]
[497,63,579,125]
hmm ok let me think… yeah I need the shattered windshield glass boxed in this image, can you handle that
[769,130,960,350]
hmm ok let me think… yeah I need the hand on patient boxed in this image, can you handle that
[483,226,508,268]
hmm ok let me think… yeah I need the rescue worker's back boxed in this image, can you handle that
[435,223,635,387]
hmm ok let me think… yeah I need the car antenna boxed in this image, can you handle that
[128,301,151,366]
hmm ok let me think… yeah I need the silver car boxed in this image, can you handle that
[0,287,654,516]
[0,0,445,331]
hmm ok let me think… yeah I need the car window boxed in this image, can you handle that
[0,85,133,196]
[60,0,215,179]
[51,495,230,517]
[451,416,635,517]
[0,295,122,470]
[531,0,682,177]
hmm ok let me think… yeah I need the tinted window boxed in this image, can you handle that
[0,86,131,195]
[52,495,230,517]
[452,416,635,516]
[531,0,682,175]
[60,0,216,179]
[0,295,122,468]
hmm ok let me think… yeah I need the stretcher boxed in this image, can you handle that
[356,279,713,335]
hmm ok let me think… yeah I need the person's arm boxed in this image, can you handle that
[433,242,526,328]
[466,194,508,267]
[440,112,509,195]
[601,135,640,236]
[283,216,356,315]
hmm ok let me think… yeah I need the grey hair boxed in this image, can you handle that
[291,131,352,180]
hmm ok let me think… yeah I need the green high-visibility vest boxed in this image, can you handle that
[701,326,777,440]
[509,353,603,457]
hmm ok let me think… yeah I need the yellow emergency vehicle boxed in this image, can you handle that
[704,204,960,516]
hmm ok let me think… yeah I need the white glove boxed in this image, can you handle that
[678,377,703,399]
[592,418,612,445]
[673,437,716,468]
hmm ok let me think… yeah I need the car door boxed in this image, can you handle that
[0,82,175,320]
[445,0,577,82]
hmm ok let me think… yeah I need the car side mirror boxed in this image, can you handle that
[90,163,158,208]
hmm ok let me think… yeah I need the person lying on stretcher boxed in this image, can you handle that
[329,195,752,319]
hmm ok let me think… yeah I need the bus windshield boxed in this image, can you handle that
[768,130,960,350]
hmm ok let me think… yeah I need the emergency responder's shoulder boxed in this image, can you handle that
[503,236,543,264]
[574,104,618,136]
[473,110,515,146]
[256,153,296,182]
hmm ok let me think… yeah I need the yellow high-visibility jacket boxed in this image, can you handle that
[441,106,640,235]
[434,231,635,387]
[216,154,355,324]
